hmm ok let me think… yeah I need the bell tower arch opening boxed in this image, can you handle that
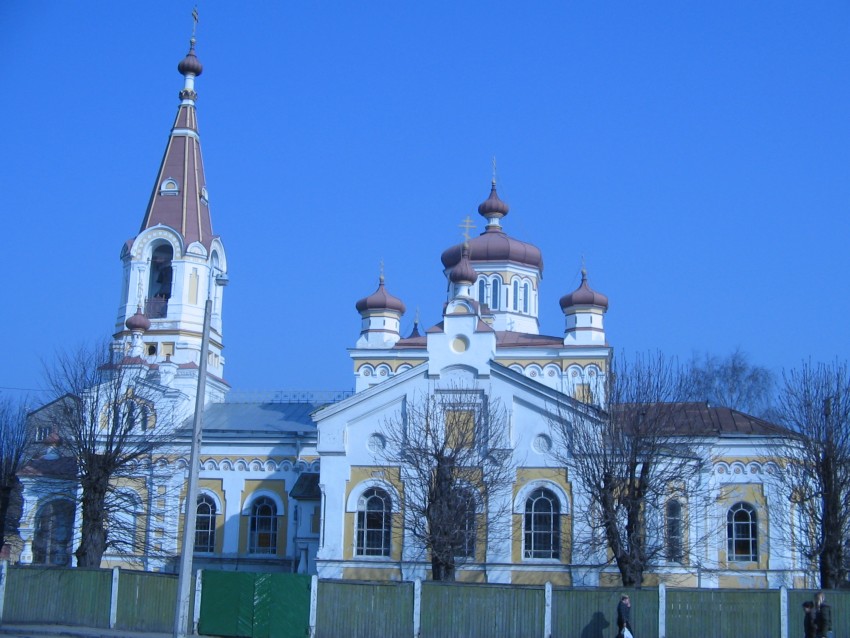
[147,243,174,318]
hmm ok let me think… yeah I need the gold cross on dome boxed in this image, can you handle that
[459,216,476,241]
[192,6,199,37]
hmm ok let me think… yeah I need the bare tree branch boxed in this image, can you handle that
[687,348,776,417]
[38,342,182,567]
[551,352,709,587]
[0,397,32,552]
[376,383,514,581]
[770,360,850,588]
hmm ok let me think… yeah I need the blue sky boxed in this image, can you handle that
[1,3,849,403]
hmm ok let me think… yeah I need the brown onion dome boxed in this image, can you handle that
[355,276,406,314]
[441,229,543,272]
[178,39,203,77]
[478,180,510,220]
[126,306,151,332]
[449,244,477,285]
[559,269,609,311]
[443,181,542,272]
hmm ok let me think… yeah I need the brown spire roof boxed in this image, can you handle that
[139,41,214,249]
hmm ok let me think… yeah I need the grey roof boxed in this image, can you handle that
[191,402,321,435]
[290,473,321,499]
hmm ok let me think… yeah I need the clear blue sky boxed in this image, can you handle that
[2,2,849,403]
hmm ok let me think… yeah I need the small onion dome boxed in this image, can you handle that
[559,269,609,311]
[178,38,203,77]
[355,276,406,314]
[449,244,477,285]
[125,306,151,332]
[478,180,510,220]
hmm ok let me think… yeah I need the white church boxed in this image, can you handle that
[14,35,807,589]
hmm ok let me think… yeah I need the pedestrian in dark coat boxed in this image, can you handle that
[803,601,816,638]
[814,591,832,638]
[617,594,633,638]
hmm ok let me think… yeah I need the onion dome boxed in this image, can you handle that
[449,243,477,285]
[559,269,609,310]
[178,38,203,77]
[125,306,151,332]
[478,180,510,220]
[442,182,543,272]
[356,275,406,314]
[441,228,543,272]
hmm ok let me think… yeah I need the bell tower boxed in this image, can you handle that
[113,36,229,403]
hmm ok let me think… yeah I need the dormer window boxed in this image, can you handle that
[159,178,179,196]
[200,186,209,205]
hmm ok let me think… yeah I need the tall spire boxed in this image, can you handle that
[114,21,229,406]
[139,34,213,249]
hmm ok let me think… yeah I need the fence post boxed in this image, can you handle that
[0,560,7,623]
[309,575,318,638]
[544,582,552,638]
[192,568,204,635]
[658,583,666,638]
[780,586,788,638]
[109,567,120,629]
[413,578,422,638]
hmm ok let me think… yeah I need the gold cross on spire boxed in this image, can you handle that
[379,259,385,283]
[459,216,476,241]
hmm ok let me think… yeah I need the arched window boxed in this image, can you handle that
[523,488,560,559]
[32,500,74,566]
[123,400,150,432]
[195,495,217,553]
[356,487,391,556]
[727,502,757,562]
[512,280,519,310]
[523,283,529,313]
[248,497,277,554]
[491,278,501,310]
[456,487,477,559]
[478,279,486,305]
[147,244,173,318]
[666,499,684,562]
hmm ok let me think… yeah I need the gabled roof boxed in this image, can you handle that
[183,402,322,436]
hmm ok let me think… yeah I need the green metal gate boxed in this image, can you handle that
[199,571,311,638]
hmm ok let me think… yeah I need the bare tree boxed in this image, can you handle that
[771,361,850,589]
[551,352,705,587]
[377,385,514,581]
[39,342,180,567]
[0,397,32,552]
[687,348,776,417]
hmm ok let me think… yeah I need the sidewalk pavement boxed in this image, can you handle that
[0,624,176,638]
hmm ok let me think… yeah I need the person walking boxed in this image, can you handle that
[617,594,634,638]
[814,591,832,638]
[803,601,816,638]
